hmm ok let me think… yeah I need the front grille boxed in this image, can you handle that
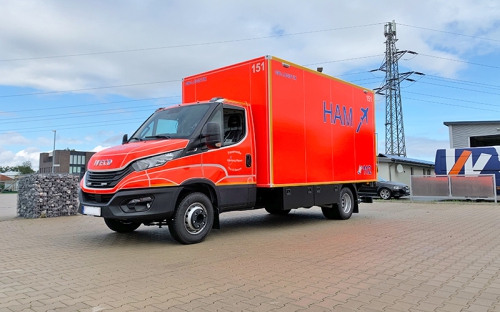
[84,193,114,203]
[86,166,134,188]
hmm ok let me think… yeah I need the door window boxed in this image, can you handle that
[223,109,245,146]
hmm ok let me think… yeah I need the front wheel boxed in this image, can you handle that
[168,192,214,244]
[104,218,141,233]
[322,187,354,220]
[378,188,392,200]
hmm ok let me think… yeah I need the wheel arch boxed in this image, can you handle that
[341,183,359,213]
[177,179,221,228]
[178,179,220,209]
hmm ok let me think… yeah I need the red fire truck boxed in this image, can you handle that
[79,56,376,244]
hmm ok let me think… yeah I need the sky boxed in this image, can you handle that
[1,0,499,171]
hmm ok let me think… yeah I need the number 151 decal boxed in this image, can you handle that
[252,62,265,73]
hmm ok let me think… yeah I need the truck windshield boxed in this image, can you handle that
[130,104,210,141]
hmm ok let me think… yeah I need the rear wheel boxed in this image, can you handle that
[322,187,354,220]
[379,188,392,200]
[104,218,141,233]
[168,192,214,244]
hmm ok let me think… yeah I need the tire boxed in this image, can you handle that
[264,207,291,215]
[168,192,214,244]
[322,187,354,220]
[378,188,392,200]
[104,218,141,233]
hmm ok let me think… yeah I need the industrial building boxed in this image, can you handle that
[444,120,500,148]
[39,150,95,175]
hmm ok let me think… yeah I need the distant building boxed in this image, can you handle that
[377,154,435,186]
[39,150,95,175]
[444,120,500,148]
[0,171,20,191]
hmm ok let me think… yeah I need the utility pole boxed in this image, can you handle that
[52,130,56,173]
[373,20,423,157]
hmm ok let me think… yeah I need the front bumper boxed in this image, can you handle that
[79,187,182,221]
[393,188,410,197]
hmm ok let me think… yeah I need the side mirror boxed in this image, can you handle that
[201,122,221,149]
[122,134,128,144]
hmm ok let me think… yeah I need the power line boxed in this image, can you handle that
[398,23,500,43]
[0,56,382,100]
[405,97,500,113]
[0,95,180,113]
[417,80,500,96]
[303,55,383,66]
[2,76,383,124]
[4,88,500,135]
[0,118,146,135]
[423,75,500,90]
[0,117,144,133]
[0,55,495,103]
[0,79,180,98]
[2,56,500,128]
[1,103,164,124]
[0,23,385,63]
[419,53,500,70]
[1,75,381,123]
[405,91,500,108]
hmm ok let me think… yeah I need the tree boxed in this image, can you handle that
[0,166,13,173]
[0,162,35,174]
[14,161,35,174]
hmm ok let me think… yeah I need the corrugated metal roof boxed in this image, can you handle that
[444,120,500,126]
[378,154,434,166]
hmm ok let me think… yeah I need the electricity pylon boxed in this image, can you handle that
[373,20,422,157]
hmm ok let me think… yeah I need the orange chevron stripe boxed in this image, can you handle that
[449,150,472,175]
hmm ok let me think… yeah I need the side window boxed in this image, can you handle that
[223,108,245,146]
[140,122,154,138]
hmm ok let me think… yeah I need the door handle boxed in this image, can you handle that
[246,154,252,167]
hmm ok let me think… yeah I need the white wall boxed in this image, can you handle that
[378,162,433,186]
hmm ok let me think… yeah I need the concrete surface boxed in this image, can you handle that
[1,194,500,311]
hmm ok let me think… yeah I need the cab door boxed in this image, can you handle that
[201,104,256,210]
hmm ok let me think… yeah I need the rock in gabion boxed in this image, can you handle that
[17,174,80,218]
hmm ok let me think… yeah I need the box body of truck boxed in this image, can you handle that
[183,56,376,188]
[79,55,376,244]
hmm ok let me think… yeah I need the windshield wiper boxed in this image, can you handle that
[145,135,171,140]
[129,137,142,142]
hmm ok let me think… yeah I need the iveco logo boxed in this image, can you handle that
[94,159,113,166]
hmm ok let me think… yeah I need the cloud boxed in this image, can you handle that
[379,135,449,162]
[0,147,41,170]
[59,138,84,145]
[92,145,109,152]
[405,136,450,161]
[0,1,498,97]
[0,132,31,146]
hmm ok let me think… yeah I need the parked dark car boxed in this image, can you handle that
[358,177,410,200]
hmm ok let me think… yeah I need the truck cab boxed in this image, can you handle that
[80,98,256,244]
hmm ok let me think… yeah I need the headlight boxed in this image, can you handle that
[392,186,400,190]
[132,150,182,171]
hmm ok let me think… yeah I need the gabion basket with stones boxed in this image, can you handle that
[17,174,80,218]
